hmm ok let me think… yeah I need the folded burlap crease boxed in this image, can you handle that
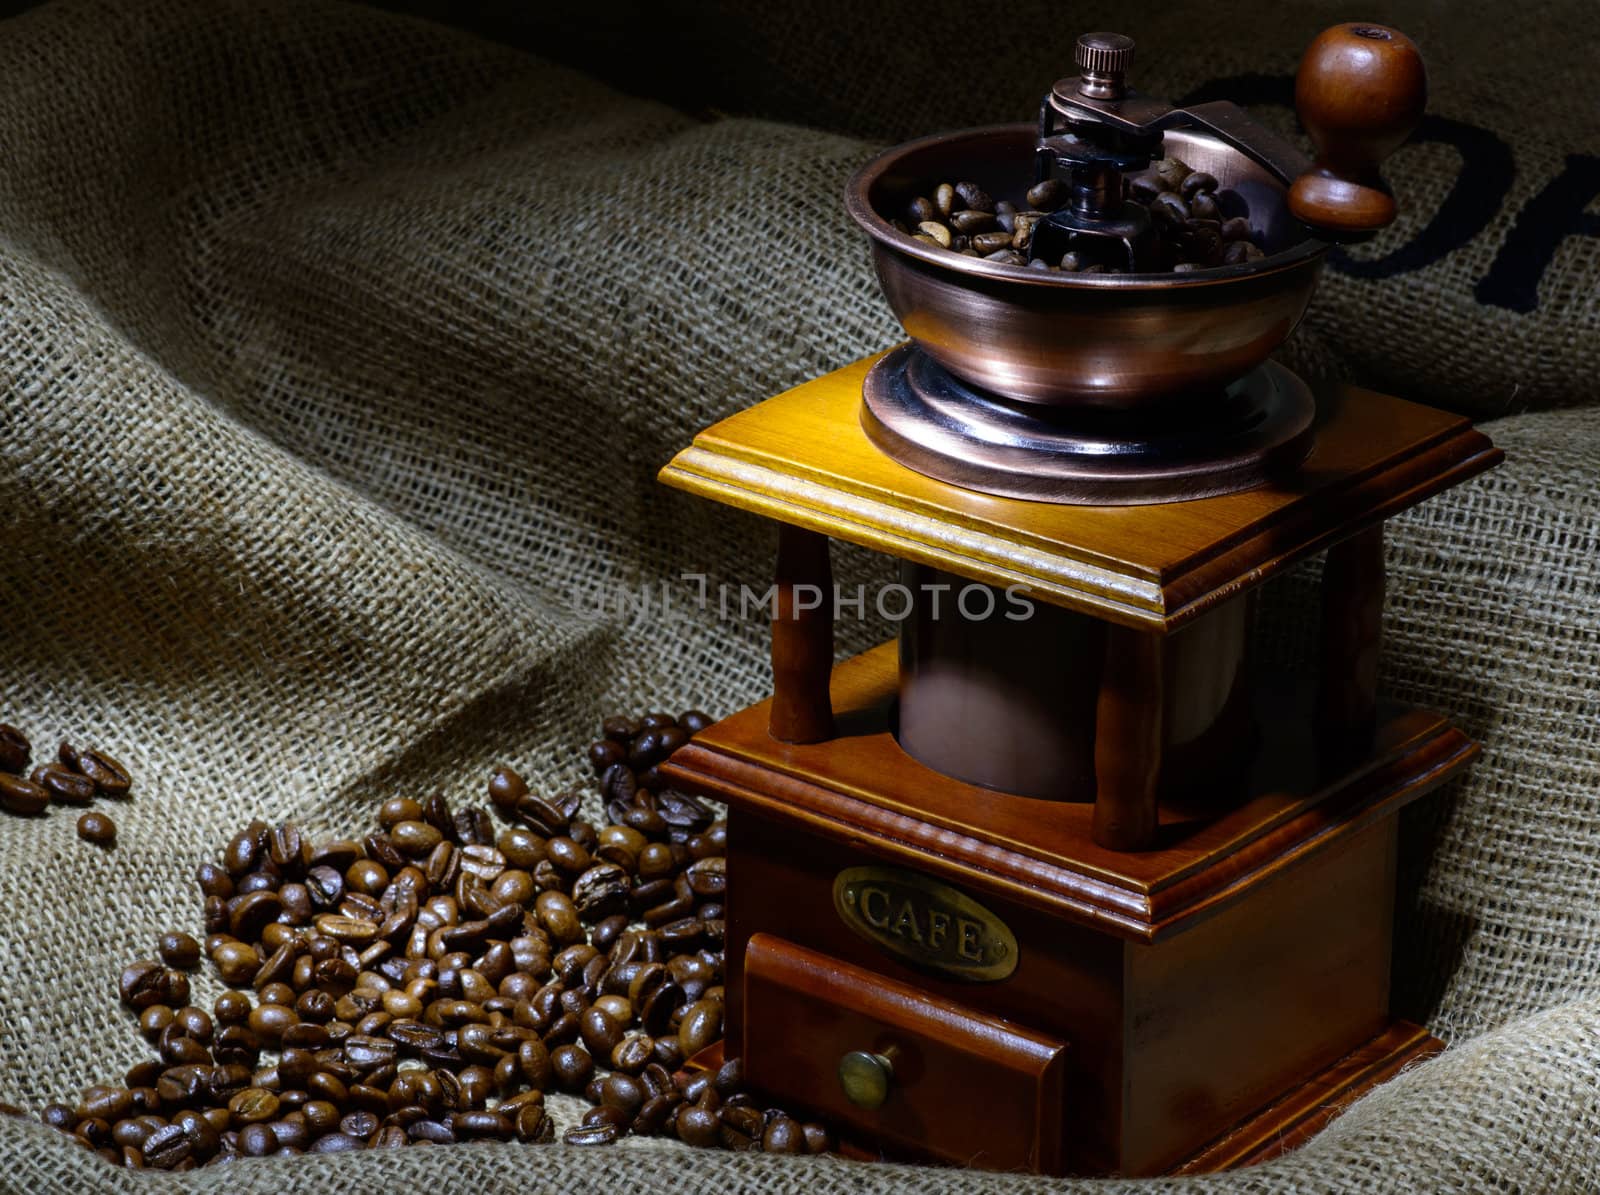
[0,0,1596,1190]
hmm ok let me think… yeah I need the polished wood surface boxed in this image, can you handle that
[1120,819,1395,1172]
[721,807,1430,1175]
[770,524,835,743]
[663,640,1478,941]
[1092,625,1165,850]
[1289,24,1427,233]
[1174,1021,1443,1173]
[743,933,1071,1174]
[1318,524,1385,762]
[657,352,1501,630]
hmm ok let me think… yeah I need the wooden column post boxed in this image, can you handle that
[769,524,834,743]
[1317,523,1385,762]
[1093,624,1165,852]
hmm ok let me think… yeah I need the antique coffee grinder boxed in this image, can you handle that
[659,25,1501,1176]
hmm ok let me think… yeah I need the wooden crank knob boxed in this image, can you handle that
[1288,23,1427,234]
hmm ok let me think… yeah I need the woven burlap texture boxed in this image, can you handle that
[0,0,1595,1191]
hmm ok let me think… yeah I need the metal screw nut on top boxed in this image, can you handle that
[1076,32,1135,99]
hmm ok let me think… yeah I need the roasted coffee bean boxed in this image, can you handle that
[142,1123,192,1169]
[391,820,442,856]
[236,1121,275,1156]
[676,1102,720,1148]
[0,774,49,815]
[486,766,528,816]
[211,941,260,987]
[118,960,170,1010]
[1220,216,1253,242]
[0,725,29,773]
[41,715,832,1168]
[952,180,995,212]
[1223,239,1265,265]
[377,797,423,829]
[587,740,626,776]
[76,810,117,845]
[1189,191,1220,221]
[224,824,266,875]
[1179,170,1219,199]
[564,1123,620,1146]
[1025,178,1067,212]
[30,762,96,806]
[66,748,130,796]
[763,1115,806,1154]
[158,931,201,970]
[1149,191,1189,225]
[227,1087,279,1125]
[678,999,723,1057]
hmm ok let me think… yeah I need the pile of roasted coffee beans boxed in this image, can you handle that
[37,710,836,1168]
[0,722,128,845]
[893,157,1266,273]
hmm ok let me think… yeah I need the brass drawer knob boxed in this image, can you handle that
[838,1049,895,1109]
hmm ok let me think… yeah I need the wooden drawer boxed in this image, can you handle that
[742,933,1070,1173]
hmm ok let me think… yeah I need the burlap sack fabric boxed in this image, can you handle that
[0,0,1594,1191]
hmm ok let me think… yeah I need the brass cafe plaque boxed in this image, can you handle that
[833,865,1018,982]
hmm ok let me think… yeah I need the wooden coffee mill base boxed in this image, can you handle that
[658,353,1500,1176]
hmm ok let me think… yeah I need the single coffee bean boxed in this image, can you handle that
[905,196,937,224]
[1179,170,1219,199]
[675,1102,720,1148]
[30,762,95,806]
[763,1115,806,1154]
[375,797,421,830]
[158,931,201,970]
[212,941,260,987]
[75,749,132,796]
[1220,216,1253,242]
[0,725,29,773]
[952,180,995,213]
[227,1088,279,1125]
[1026,178,1067,212]
[77,810,117,845]
[0,774,49,815]
[237,1122,276,1156]
[564,1123,620,1146]
[549,1043,593,1091]
[141,1123,192,1169]
[678,998,722,1058]
[970,231,1015,255]
[1222,239,1265,264]
[1189,192,1220,221]
[802,1121,835,1153]
[1149,191,1189,225]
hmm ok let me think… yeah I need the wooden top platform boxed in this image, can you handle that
[659,351,1501,630]
[661,642,1478,942]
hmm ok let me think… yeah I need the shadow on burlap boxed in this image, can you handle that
[0,1,1595,1191]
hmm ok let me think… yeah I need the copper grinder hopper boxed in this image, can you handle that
[845,26,1427,505]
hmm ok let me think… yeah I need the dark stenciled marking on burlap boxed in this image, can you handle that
[36,711,836,1168]
[1176,73,1600,313]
